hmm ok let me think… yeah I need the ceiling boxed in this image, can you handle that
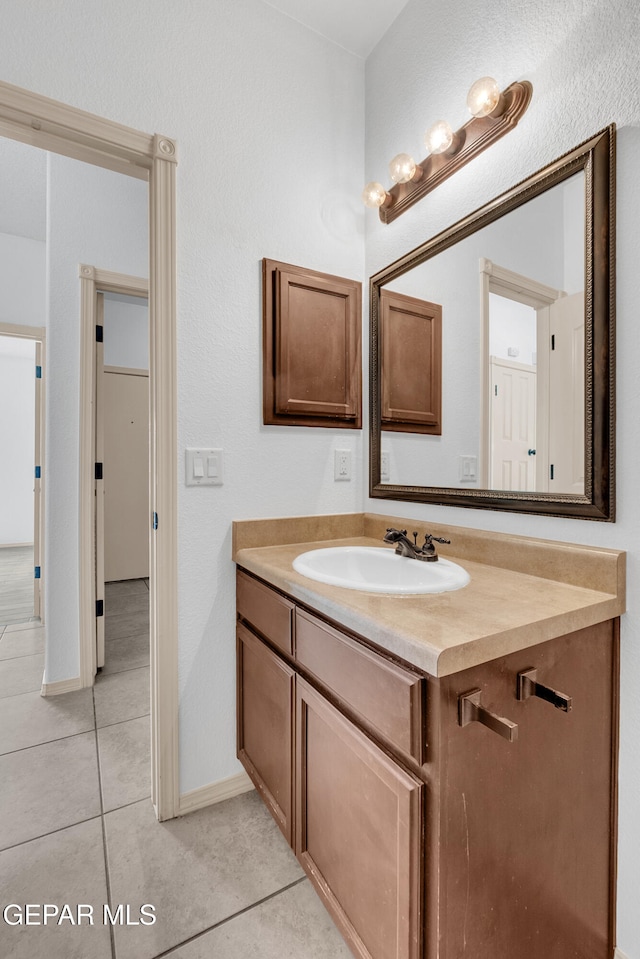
[261,0,411,58]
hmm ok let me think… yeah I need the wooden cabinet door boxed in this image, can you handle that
[262,258,362,429]
[380,288,442,435]
[296,677,423,959]
[237,623,295,845]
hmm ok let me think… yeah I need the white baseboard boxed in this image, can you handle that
[41,675,83,696]
[178,771,254,816]
[615,949,631,959]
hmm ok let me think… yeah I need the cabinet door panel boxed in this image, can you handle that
[296,677,423,959]
[438,620,617,959]
[237,623,295,844]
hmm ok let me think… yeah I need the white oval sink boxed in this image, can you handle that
[292,546,470,595]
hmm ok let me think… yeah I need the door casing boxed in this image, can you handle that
[0,79,179,822]
[0,322,45,622]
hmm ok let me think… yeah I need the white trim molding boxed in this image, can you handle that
[0,79,179,822]
[41,676,83,697]
[0,321,46,625]
[178,772,255,817]
[615,949,631,959]
[78,266,149,688]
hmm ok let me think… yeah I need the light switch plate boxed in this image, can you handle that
[185,448,223,486]
[458,455,477,482]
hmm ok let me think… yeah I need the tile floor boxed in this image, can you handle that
[0,581,351,958]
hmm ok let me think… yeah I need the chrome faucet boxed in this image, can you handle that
[383,528,451,562]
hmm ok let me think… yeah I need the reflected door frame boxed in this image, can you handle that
[479,258,562,490]
[0,79,179,823]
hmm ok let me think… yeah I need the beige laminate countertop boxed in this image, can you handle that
[232,514,626,677]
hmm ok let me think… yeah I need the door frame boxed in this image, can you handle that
[0,79,179,822]
[80,269,148,672]
[0,322,46,622]
[479,258,562,489]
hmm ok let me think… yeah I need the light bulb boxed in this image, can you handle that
[467,76,502,118]
[388,153,417,184]
[361,181,389,208]
[424,120,457,156]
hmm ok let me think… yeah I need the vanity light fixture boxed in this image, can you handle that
[424,120,460,157]
[467,76,504,118]
[361,180,392,209]
[388,153,422,184]
[363,77,533,224]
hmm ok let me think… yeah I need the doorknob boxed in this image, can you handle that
[527,448,536,456]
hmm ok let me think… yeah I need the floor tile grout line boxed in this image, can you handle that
[0,725,97,758]
[92,685,117,959]
[150,876,309,959]
[0,648,46,663]
[0,685,51,702]
[100,663,150,678]
[102,793,153,817]
[96,711,151,732]
[0,813,103,854]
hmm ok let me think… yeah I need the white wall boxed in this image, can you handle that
[103,293,149,370]
[45,153,148,684]
[0,233,46,327]
[364,1,640,954]
[0,0,365,794]
[0,337,36,544]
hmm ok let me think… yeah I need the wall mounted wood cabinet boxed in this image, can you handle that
[236,567,618,959]
[380,289,442,434]
[263,259,362,428]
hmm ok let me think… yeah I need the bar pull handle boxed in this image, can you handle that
[458,689,518,742]
[517,668,572,712]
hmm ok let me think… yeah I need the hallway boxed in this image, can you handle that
[0,583,349,958]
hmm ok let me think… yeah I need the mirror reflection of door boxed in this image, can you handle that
[548,292,585,495]
[483,263,585,495]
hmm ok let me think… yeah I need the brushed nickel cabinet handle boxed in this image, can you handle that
[458,689,518,742]
[517,669,572,712]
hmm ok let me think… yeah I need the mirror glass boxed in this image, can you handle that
[381,173,585,493]
[370,128,614,520]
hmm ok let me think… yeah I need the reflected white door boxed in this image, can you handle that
[490,358,537,491]
[548,292,584,494]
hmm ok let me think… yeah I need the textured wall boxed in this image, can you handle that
[364,0,640,953]
[0,234,45,327]
[0,0,365,791]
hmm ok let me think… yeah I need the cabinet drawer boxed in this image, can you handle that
[295,609,425,763]
[237,570,294,656]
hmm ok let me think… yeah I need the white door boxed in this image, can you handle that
[490,357,537,491]
[103,368,150,582]
[548,292,585,494]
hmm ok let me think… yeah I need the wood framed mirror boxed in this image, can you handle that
[370,126,615,520]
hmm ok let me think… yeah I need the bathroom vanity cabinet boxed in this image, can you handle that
[236,566,619,959]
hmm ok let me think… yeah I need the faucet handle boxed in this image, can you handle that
[423,533,451,548]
